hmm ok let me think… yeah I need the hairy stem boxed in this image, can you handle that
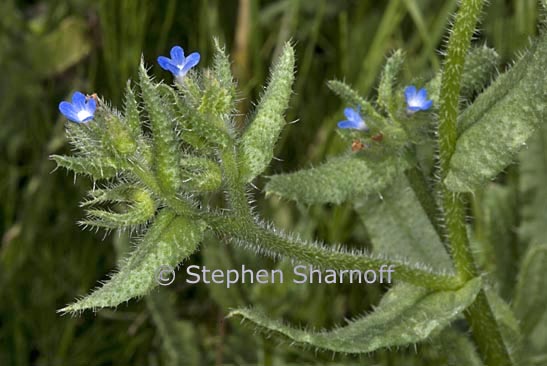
[404,167,444,240]
[438,1,513,365]
[209,134,462,291]
[438,0,482,279]
[208,214,462,291]
[219,144,250,216]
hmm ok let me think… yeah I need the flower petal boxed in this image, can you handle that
[404,85,417,101]
[182,52,200,73]
[158,56,181,76]
[59,101,79,122]
[170,46,185,64]
[86,98,97,113]
[344,107,359,121]
[338,120,360,129]
[421,99,433,110]
[72,91,87,109]
[417,88,428,101]
[338,119,367,130]
[158,56,174,71]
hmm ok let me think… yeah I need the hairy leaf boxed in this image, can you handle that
[519,125,547,247]
[59,210,205,312]
[123,81,143,140]
[355,176,453,272]
[460,45,499,99]
[51,155,120,179]
[228,278,481,353]
[180,156,222,192]
[431,329,484,366]
[445,33,547,192]
[265,155,406,205]
[472,184,518,298]
[378,49,405,115]
[327,80,384,127]
[428,46,498,106]
[485,289,522,362]
[139,62,181,194]
[513,244,547,337]
[211,38,236,114]
[240,42,295,182]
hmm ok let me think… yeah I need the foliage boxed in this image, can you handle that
[2,1,547,365]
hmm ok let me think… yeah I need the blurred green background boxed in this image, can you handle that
[0,0,542,365]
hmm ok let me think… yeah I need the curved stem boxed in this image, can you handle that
[208,214,462,291]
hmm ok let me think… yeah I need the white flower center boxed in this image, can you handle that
[77,109,92,122]
[408,96,423,107]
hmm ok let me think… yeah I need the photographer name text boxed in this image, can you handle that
[169,264,396,288]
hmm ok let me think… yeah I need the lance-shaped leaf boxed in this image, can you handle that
[123,81,143,140]
[80,186,156,229]
[179,156,222,192]
[51,154,119,180]
[327,80,384,127]
[240,42,295,182]
[426,46,498,107]
[472,184,518,298]
[229,278,481,354]
[139,62,181,195]
[485,288,522,363]
[459,45,499,99]
[519,125,547,248]
[355,175,453,273]
[432,329,485,366]
[445,32,547,192]
[59,210,205,313]
[377,49,405,115]
[265,155,406,205]
[210,38,236,115]
[513,244,547,337]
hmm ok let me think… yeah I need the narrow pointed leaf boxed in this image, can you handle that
[240,42,295,182]
[139,62,181,194]
[355,176,453,272]
[51,155,119,179]
[327,80,383,123]
[430,329,484,366]
[513,244,547,337]
[519,125,547,247]
[445,33,547,192]
[60,210,205,312]
[229,278,481,353]
[377,49,405,114]
[265,155,406,205]
[460,45,499,99]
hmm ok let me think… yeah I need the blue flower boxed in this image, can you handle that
[404,85,433,112]
[337,107,368,131]
[59,91,96,123]
[157,45,200,80]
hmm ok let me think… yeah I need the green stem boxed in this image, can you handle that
[208,214,462,291]
[129,161,196,217]
[438,0,482,279]
[219,143,250,216]
[404,167,444,240]
[438,1,513,365]
[211,135,462,291]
